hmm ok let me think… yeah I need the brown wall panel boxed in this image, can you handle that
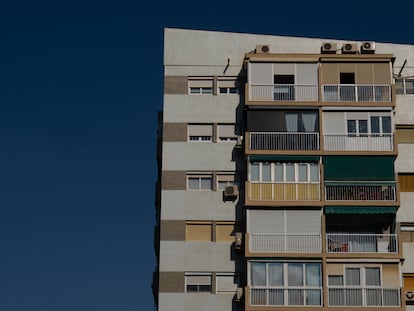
[160,220,186,241]
[164,76,188,94]
[162,171,186,190]
[320,63,338,84]
[399,174,414,192]
[396,128,414,143]
[374,62,391,84]
[356,63,372,84]
[163,123,187,142]
[159,272,185,292]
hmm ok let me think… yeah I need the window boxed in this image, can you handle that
[188,77,213,94]
[217,124,237,141]
[216,222,234,242]
[274,75,295,100]
[187,175,212,190]
[216,273,238,292]
[217,174,238,190]
[347,119,368,136]
[186,221,235,242]
[186,273,212,292]
[395,78,414,95]
[188,124,213,141]
[340,73,355,84]
[370,116,391,135]
[340,73,356,101]
[218,78,238,94]
[346,114,392,137]
[249,162,319,183]
[249,262,322,306]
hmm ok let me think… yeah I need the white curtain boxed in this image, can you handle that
[302,112,317,132]
[286,114,298,132]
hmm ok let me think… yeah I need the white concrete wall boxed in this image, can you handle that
[394,97,414,124]
[395,144,414,173]
[397,193,414,222]
[159,241,234,271]
[162,142,236,171]
[163,95,239,123]
[159,293,235,311]
[160,191,236,220]
[402,243,414,273]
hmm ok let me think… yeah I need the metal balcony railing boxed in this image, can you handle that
[249,84,318,101]
[322,84,391,102]
[326,233,398,254]
[248,182,320,201]
[328,287,400,306]
[324,181,396,202]
[324,134,394,151]
[249,233,321,253]
[250,287,323,306]
[249,132,319,150]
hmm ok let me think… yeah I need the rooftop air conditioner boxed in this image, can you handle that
[361,41,375,54]
[321,42,337,54]
[406,291,414,301]
[342,43,358,54]
[235,232,243,249]
[256,45,270,53]
[224,185,239,198]
[235,287,244,302]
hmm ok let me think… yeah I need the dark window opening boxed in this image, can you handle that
[340,73,355,84]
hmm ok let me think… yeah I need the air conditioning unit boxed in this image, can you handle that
[236,135,243,147]
[235,287,244,301]
[361,41,375,54]
[256,45,270,53]
[224,185,239,198]
[406,291,414,301]
[342,43,358,54]
[321,42,337,53]
[235,232,243,249]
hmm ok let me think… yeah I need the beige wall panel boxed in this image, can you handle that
[399,174,414,192]
[397,129,414,143]
[164,76,188,94]
[163,123,187,142]
[186,223,212,241]
[216,222,234,242]
[404,276,414,290]
[159,272,185,292]
[400,231,414,242]
[321,63,338,84]
[162,171,186,190]
[402,243,414,273]
[160,220,186,241]
[397,193,414,222]
[338,63,355,73]
[355,63,373,83]
[327,264,343,275]
[374,63,391,84]
[382,264,400,287]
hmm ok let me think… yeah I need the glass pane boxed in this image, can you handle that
[365,268,381,286]
[310,163,319,182]
[274,163,284,181]
[306,263,321,286]
[395,79,404,94]
[306,289,321,305]
[406,79,414,94]
[298,164,307,182]
[262,163,271,182]
[345,268,360,285]
[190,87,200,94]
[251,262,266,286]
[251,163,260,181]
[218,181,228,190]
[285,163,295,182]
[382,116,391,133]
[371,116,380,133]
[200,178,212,190]
[219,87,227,94]
[288,289,303,305]
[288,263,303,286]
[347,120,356,135]
[359,120,368,135]
[201,87,213,94]
[268,263,283,286]
[188,178,199,190]
[328,275,343,286]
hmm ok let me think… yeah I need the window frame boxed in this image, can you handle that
[185,273,213,293]
[188,77,214,95]
[187,175,213,191]
[249,162,320,183]
[395,78,414,95]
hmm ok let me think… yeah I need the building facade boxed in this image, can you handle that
[153,28,414,311]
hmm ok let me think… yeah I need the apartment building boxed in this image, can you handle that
[153,28,414,311]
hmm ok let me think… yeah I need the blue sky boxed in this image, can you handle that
[0,1,413,310]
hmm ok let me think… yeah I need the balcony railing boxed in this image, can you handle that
[249,233,321,253]
[249,132,319,150]
[322,84,391,102]
[325,181,396,201]
[324,134,394,151]
[249,84,318,101]
[326,233,398,254]
[328,287,400,306]
[250,287,322,306]
[248,182,320,201]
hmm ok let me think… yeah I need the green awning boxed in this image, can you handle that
[324,156,395,181]
[249,155,320,162]
[325,206,397,214]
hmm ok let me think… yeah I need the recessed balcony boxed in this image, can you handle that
[324,181,397,202]
[326,233,398,254]
[324,134,394,151]
[328,287,400,306]
[249,84,318,102]
[322,84,391,102]
[248,233,321,254]
[249,287,323,307]
[248,132,319,151]
[246,182,320,202]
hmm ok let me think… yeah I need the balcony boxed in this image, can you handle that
[322,84,391,102]
[249,132,319,151]
[249,233,321,253]
[325,181,396,202]
[328,287,400,306]
[326,233,398,254]
[249,84,318,102]
[324,134,394,151]
[250,287,322,306]
[247,182,320,202]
